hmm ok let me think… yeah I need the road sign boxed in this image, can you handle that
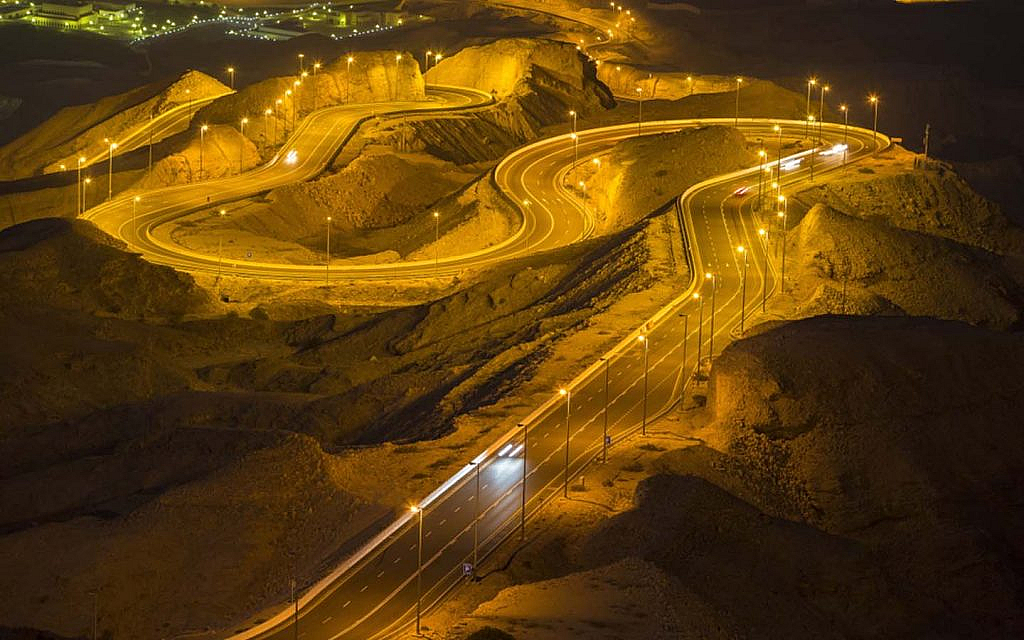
[462,563,473,576]
[604,435,612,445]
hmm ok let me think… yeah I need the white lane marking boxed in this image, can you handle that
[439,519,447,526]
[322,616,332,624]
[392,556,401,564]
[342,600,351,609]
[360,585,368,592]
[376,570,385,578]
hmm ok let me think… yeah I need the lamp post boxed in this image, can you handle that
[778,196,788,293]
[686,74,693,96]
[693,292,703,366]
[424,50,432,72]
[840,104,849,167]
[198,125,208,181]
[346,55,354,102]
[635,86,643,135]
[297,53,304,75]
[757,147,766,211]
[818,84,829,143]
[325,216,332,285]
[868,94,880,144]
[107,141,117,199]
[293,79,301,120]
[807,115,816,181]
[758,228,768,311]
[312,62,320,110]
[600,356,610,463]
[434,52,442,67]
[227,66,235,89]
[285,90,293,132]
[264,108,272,149]
[805,77,816,137]
[131,196,140,250]
[638,334,649,435]
[76,156,85,216]
[432,211,440,275]
[217,208,226,280]
[185,88,192,121]
[570,132,578,175]
[568,109,577,134]
[83,177,92,211]
[737,245,749,334]
[734,76,743,126]
[520,422,527,539]
[705,271,717,358]
[559,388,571,497]
[239,117,248,173]
[274,99,282,141]
[410,505,424,635]
[393,54,402,101]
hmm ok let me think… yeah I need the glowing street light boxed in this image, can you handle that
[774,123,783,182]
[868,94,880,144]
[346,55,355,102]
[559,388,571,497]
[434,52,442,65]
[130,196,140,250]
[424,49,432,72]
[82,177,92,211]
[705,272,717,357]
[757,147,767,211]
[569,132,578,173]
[734,76,743,126]
[840,104,849,166]
[76,156,86,216]
[263,107,272,149]
[312,62,321,110]
[325,216,332,285]
[568,109,577,134]
[638,334,649,435]
[778,196,788,292]
[185,88,192,121]
[199,125,208,181]
[432,211,440,275]
[818,84,830,142]
[805,77,817,137]
[297,52,304,75]
[758,228,768,311]
[737,246,749,334]
[807,114,816,181]
[393,53,402,101]
[239,117,248,173]
[107,141,117,200]
[635,86,643,135]
[226,66,235,89]
[410,504,424,635]
[693,292,704,367]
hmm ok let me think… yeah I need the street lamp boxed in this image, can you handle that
[807,115,816,181]
[394,53,402,101]
[638,334,649,435]
[107,141,117,199]
[83,177,92,211]
[76,156,85,216]
[569,132,578,175]
[805,77,816,137]
[757,147,767,211]
[868,94,880,144]
[635,86,643,135]
[734,76,743,126]
[818,84,829,142]
[325,216,332,285]
[239,117,248,173]
[264,107,272,148]
[705,272,717,358]
[568,109,577,134]
[199,125,208,181]
[312,62,321,110]
[217,208,226,280]
[578,180,587,218]
[292,79,301,121]
[758,228,768,311]
[434,52,442,66]
[840,104,849,167]
[424,50,432,72]
[227,66,235,90]
[346,55,354,102]
[285,90,293,132]
[410,505,424,635]
[131,196,140,250]
[693,292,704,367]
[560,388,571,497]
[432,211,440,275]
[777,196,788,292]
[297,52,304,75]
[686,74,693,96]
[774,123,783,181]
[185,88,192,121]
[737,245,749,334]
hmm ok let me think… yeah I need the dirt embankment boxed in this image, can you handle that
[0,70,228,181]
[785,153,1024,328]
[133,124,261,189]
[586,125,755,232]
[195,50,425,149]
[574,316,1024,638]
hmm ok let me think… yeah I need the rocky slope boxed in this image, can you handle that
[0,70,228,180]
[133,124,261,189]
[587,125,756,232]
[583,316,1024,638]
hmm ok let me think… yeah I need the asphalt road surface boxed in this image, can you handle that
[229,119,887,639]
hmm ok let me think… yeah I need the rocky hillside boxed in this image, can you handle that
[196,50,425,148]
[0,70,228,181]
[133,124,261,189]
[587,125,755,232]
[584,316,1024,638]
[0,218,209,319]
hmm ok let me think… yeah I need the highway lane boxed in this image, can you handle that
[229,120,887,640]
